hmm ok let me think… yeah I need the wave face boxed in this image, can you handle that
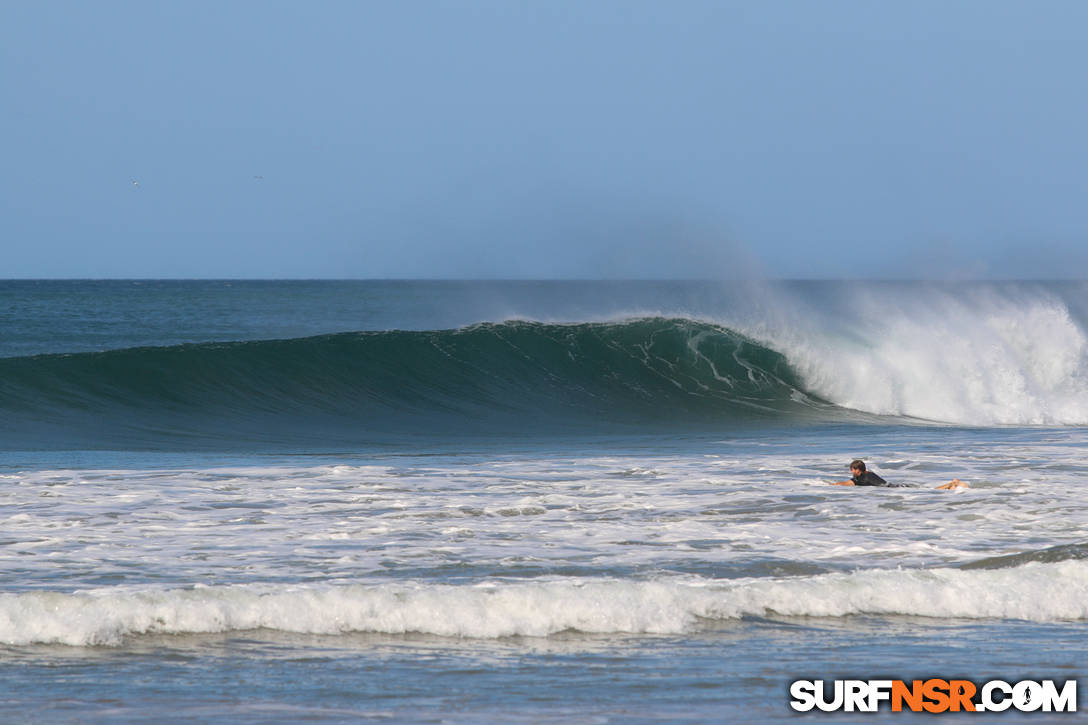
[6,561,1087,646]
[0,319,830,450]
[5,280,1088,451]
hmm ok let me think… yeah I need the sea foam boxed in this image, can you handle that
[5,561,1087,647]
[747,285,1088,425]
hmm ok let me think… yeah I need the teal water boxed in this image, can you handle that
[1,281,1086,722]
[0,318,834,451]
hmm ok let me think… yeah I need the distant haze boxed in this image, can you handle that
[3,1,1087,279]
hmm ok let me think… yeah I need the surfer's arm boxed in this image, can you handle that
[935,478,968,490]
[831,480,855,486]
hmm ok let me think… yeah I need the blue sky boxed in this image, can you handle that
[3,1,1087,279]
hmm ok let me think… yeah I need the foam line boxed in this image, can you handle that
[4,561,1087,646]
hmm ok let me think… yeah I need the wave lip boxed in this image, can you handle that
[5,562,1087,647]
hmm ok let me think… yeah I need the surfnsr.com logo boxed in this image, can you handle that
[789,679,1078,713]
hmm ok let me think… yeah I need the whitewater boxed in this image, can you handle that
[2,280,1087,722]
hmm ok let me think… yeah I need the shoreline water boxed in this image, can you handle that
[6,617,1084,723]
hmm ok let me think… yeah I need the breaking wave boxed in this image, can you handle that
[3,288,1088,451]
[5,561,1087,646]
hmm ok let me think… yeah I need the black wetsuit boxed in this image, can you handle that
[851,471,889,486]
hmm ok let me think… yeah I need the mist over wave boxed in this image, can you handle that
[6,561,1087,646]
[2,281,1086,450]
[743,282,1088,425]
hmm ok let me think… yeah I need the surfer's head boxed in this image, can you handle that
[850,459,866,475]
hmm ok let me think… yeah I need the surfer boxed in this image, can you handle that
[832,460,968,489]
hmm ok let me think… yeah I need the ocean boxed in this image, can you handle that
[1,279,1086,722]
